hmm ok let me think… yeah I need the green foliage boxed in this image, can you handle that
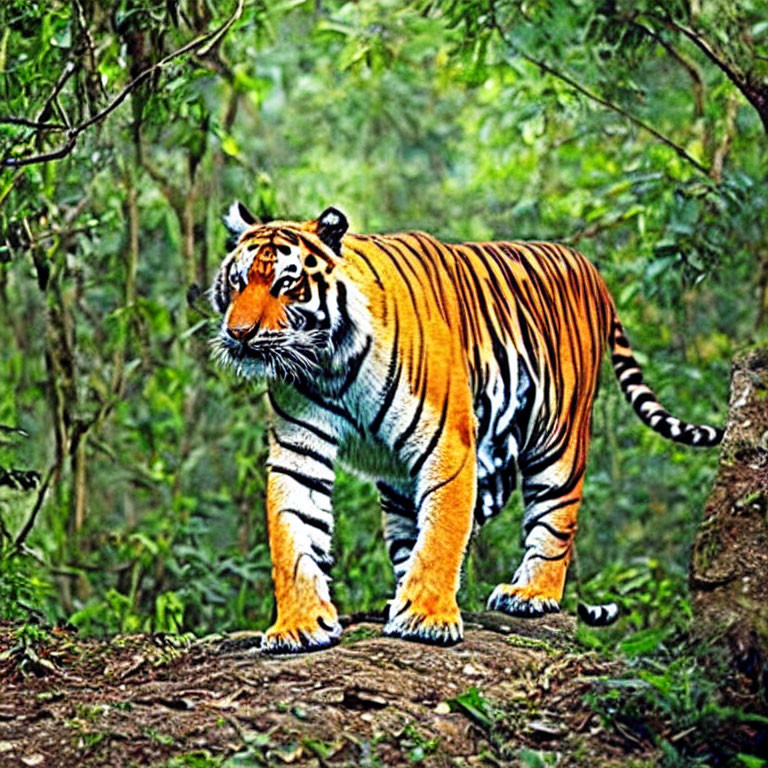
[586,648,768,766]
[0,544,54,622]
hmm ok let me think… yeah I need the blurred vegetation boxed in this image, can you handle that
[0,0,765,679]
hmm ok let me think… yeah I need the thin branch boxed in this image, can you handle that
[562,214,629,246]
[72,0,107,102]
[196,0,244,57]
[520,50,709,175]
[14,463,57,549]
[657,14,768,136]
[35,61,77,124]
[0,505,13,543]
[631,20,705,117]
[648,13,746,92]
[2,0,245,168]
[5,134,79,167]
[711,96,738,182]
[0,116,68,131]
[489,10,711,177]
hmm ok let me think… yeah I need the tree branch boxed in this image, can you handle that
[648,13,747,93]
[14,463,57,549]
[2,0,245,169]
[5,135,79,167]
[488,10,711,177]
[645,11,768,136]
[711,96,738,182]
[630,20,705,117]
[0,116,68,131]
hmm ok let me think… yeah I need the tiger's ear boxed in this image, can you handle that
[316,206,348,256]
[224,201,258,235]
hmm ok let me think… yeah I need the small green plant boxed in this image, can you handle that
[400,723,439,763]
[164,752,223,768]
[517,748,559,768]
[340,625,379,645]
[145,727,176,747]
[448,687,497,730]
[0,544,56,623]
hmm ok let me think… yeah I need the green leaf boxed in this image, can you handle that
[620,627,666,657]
[220,135,240,157]
[737,754,766,768]
[448,687,493,729]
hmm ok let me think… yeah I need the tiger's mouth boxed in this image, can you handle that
[211,328,330,382]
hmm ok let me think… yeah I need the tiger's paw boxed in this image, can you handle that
[486,584,560,618]
[383,598,463,647]
[262,615,342,654]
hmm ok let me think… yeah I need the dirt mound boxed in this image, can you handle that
[0,614,659,767]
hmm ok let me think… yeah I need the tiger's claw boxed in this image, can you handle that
[486,584,561,618]
[262,616,342,654]
[383,598,463,646]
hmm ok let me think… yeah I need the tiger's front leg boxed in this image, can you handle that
[383,412,476,647]
[262,407,342,653]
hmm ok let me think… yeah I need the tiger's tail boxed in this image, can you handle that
[577,309,723,629]
[609,315,724,447]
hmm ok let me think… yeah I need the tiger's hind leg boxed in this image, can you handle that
[378,481,418,587]
[486,459,585,618]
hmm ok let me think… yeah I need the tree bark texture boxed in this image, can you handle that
[690,347,768,690]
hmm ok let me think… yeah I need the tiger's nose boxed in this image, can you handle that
[227,322,259,341]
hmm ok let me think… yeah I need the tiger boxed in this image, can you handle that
[210,202,722,653]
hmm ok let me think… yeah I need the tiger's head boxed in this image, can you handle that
[211,202,349,381]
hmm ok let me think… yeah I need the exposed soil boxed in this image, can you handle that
[1,614,658,768]
[3,611,767,767]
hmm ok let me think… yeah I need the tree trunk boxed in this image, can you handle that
[690,347,768,694]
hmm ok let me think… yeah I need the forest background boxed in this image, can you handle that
[0,0,766,727]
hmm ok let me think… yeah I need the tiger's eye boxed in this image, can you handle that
[277,244,292,255]
[305,255,317,268]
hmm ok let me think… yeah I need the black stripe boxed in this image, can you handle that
[270,430,334,470]
[295,382,357,427]
[278,507,331,535]
[370,313,401,435]
[268,391,337,445]
[371,236,420,313]
[631,392,659,415]
[522,498,579,536]
[527,547,571,563]
[311,544,333,574]
[337,335,372,397]
[417,446,470,509]
[295,232,334,266]
[388,538,416,561]
[270,465,333,496]
[348,244,384,289]
[409,388,450,477]
[401,234,452,323]
[317,616,335,631]
[277,228,299,245]
[525,519,573,542]
[332,280,352,349]
[376,481,416,520]
[620,372,644,387]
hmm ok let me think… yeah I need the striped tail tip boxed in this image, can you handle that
[610,321,723,448]
[578,602,620,627]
